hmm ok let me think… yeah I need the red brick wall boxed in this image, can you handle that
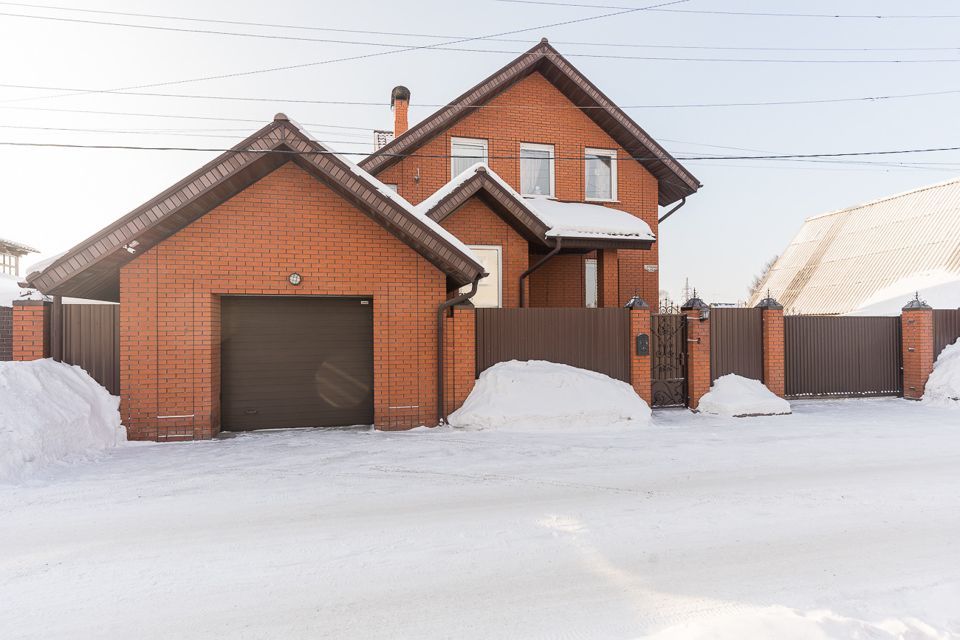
[12,301,49,361]
[442,304,476,418]
[598,249,620,308]
[528,253,584,307]
[629,308,652,405]
[761,308,786,397]
[684,310,711,410]
[902,308,934,400]
[437,198,528,308]
[375,72,661,305]
[119,163,448,441]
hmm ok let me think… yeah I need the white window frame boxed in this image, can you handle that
[584,147,618,202]
[450,137,488,178]
[584,258,598,308]
[519,142,555,197]
[461,245,502,308]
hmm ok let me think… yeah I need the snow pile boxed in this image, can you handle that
[924,341,960,404]
[645,605,946,640]
[448,360,651,429]
[697,374,792,417]
[0,359,126,482]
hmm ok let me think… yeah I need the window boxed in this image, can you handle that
[519,143,555,197]
[0,252,16,276]
[585,148,617,201]
[461,246,502,308]
[584,258,598,308]
[451,137,488,178]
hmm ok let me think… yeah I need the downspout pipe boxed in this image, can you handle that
[437,273,483,425]
[519,238,562,308]
[657,197,686,224]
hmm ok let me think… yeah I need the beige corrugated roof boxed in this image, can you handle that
[751,176,960,314]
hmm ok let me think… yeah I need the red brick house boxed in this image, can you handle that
[19,40,700,440]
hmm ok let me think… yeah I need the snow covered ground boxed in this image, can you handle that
[2,398,959,639]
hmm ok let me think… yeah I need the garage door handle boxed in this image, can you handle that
[243,408,259,415]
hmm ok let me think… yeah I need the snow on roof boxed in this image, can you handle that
[0,273,44,307]
[296,121,482,270]
[0,237,39,254]
[847,270,960,316]
[525,196,655,241]
[417,163,655,243]
[752,176,960,315]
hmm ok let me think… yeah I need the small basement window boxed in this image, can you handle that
[520,143,555,197]
[451,137,488,178]
[585,148,617,201]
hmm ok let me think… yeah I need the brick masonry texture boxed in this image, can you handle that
[442,304,476,418]
[375,72,661,307]
[438,199,528,308]
[12,302,49,362]
[0,306,12,361]
[902,308,935,400]
[762,308,786,397]
[684,310,711,410]
[629,309,652,405]
[119,163,448,440]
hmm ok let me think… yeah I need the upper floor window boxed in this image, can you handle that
[585,148,617,201]
[451,137,488,178]
[520,142,555,197]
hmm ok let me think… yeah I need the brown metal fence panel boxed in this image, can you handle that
[934,309,960,359]
[476,308,630,382]
[785,316,902,398]
[710,307,763,382]
[62,304,120,395]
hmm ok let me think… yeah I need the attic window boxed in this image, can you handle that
[520,143,555,197]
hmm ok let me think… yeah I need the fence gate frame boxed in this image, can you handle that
[650,306,688,407]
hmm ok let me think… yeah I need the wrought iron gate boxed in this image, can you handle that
[651,309,688,407]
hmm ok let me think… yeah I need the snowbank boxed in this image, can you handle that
[924,341,960,404]
[697,374,792,417]
[0,359,126,482]
[448,360,651,430]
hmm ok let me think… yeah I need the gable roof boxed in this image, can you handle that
[0,237,38,255]
[360,39,701,206]
[750,176,960,315]
[24,115,485,301]
[420,164,654,250]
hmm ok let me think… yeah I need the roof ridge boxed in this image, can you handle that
[805,174,960,222]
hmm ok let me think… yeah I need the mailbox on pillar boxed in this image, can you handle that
[636,333,649,357]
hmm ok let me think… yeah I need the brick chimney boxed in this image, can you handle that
[391,85,410,137]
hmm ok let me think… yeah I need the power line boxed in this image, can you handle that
[3,11,960,64]
[0,123,373,144]
[1,5,956,52]
[2,139,960,162]
[0,0,689,105]
[494,0,960,19]
[3,82,960,110]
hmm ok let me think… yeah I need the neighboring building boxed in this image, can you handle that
[752,176,960,315]
[1,238,38,360]
[0,237,38,277]
[21,40,699,439]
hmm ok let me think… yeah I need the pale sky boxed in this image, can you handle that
[2,0,959,303]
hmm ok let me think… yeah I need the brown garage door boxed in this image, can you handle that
[221,296,374,430]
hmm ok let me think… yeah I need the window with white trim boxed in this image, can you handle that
[1,252,17,276]
[519,142,555,197]
[585,148,617,201]
[460,245,502,308]
[451,137,488,178]
[584,258,598,308]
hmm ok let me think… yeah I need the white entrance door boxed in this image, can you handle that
[463,246,502,308]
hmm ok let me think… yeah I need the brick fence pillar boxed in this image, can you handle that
[625,296,652,406]
[442,303,476,420]
[901,297,934,400]
[12,300,50,361]
[681,296,711,410]
[756,296,786,397]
